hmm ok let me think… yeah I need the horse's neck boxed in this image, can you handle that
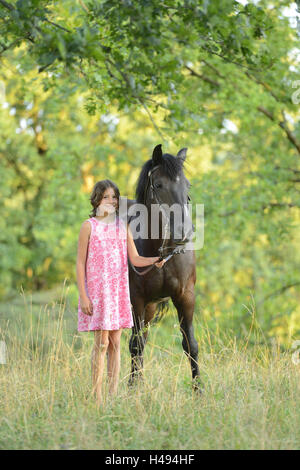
[144,210,173,254]
[127,201,173,254]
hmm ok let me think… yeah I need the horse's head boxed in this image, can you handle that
[136,144,193,245]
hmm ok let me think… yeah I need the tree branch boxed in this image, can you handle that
[185,65,220,87]
[0,1,71,36]
[262,202,300,210]
[274,166,300,174]
[0,0,14,11]
[189,60,300,155]
[258,281,300,305]
[245,71,280,102]
[0,38,22,55]
[43,19,71,34]
[137,97,166,141]
[200,44,263,73]
[257,106,300,154]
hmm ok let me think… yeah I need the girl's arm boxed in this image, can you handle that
[127,225,165,268]
[76,221,91,301]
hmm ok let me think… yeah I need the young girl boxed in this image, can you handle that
[76,179,165,407]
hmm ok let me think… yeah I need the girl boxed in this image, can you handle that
[77,179,165,407]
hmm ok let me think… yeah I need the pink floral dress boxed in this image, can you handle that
[78,216,134,331]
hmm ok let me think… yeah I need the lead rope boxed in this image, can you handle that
[128,247,186,276]
[128,257,157,276]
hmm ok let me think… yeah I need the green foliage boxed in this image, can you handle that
[0,0,300,341]
[0,288,299,449]
[0,0,290,114]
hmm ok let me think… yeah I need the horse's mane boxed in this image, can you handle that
[136,153,185,204]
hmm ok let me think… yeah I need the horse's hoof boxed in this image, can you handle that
[192,378,204,394]
[128,378,135,388]
[128,374,144,389]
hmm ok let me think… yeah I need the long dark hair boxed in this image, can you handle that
[89,179,120,218]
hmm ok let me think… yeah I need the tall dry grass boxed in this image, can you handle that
[0,282,299,449]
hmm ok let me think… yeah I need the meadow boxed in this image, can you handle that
[1,0,300,452]
[0,282,299,450]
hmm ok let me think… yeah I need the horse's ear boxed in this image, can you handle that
[152,144,163,165]
[177,148,188,161]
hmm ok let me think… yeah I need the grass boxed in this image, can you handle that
[0,282,299,450]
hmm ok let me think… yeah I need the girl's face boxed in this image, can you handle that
[97,187,118,215]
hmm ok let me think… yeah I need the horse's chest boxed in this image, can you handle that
[144,270,180,301]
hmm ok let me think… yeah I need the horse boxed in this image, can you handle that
[126,144,202,392]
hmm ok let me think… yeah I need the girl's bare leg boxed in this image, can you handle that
[91,330,109,406]
[107,329,122,396]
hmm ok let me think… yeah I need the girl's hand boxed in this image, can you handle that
[80,296,93,316]
[154,257,166,269]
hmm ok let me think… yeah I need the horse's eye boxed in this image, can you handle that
[154,182,162,189]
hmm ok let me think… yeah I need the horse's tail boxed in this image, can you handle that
[152,299,170,324]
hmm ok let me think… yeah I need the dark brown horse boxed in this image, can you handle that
[127,144,202,391]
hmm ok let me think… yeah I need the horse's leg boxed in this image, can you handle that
[172,284,203,392]
[142,302,158,343]
[128,301,158,387]
[128,297,146,386]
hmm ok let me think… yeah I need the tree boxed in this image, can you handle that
[0,0,299,342]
